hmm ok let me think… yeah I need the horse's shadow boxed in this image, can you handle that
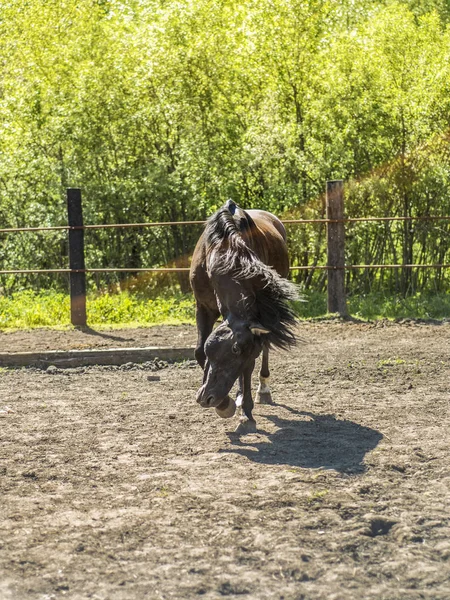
[224,403,383,474]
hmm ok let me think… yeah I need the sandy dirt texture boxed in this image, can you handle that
[1,321,450,600]
[0,324,198,354]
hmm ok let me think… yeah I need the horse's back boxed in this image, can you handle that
[244,209,289,278]
[190,206,289,306]
[246,209,287,242]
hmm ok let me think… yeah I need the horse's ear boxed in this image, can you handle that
[226,199,237,215]
[250,323,270,336]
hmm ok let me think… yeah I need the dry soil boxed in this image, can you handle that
[1,321,449,599]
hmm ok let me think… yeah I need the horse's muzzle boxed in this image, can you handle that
[196,385,222,408]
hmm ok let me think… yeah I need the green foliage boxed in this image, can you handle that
[0,290,71,329]
[293,291,328,319]
[0,288,448,330]
[348,290,450,320]
[0,290,195,329]
[0,0,450,301]
[297,289,450,320]
[87,291,195,325]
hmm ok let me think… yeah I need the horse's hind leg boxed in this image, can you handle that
[256,345,273,404]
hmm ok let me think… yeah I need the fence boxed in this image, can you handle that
[1,183,450,326]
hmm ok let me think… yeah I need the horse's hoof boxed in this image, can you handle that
[256,391,273,405]
[234,418,257,435]
[215,396,236,419]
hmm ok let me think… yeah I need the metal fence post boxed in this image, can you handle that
[67,188,87,327]
[326,180,348,316]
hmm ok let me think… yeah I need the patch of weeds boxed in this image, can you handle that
[307,489,329,503]
[0,290,196,329]
[347,360,362,368]
[377,357,406,368]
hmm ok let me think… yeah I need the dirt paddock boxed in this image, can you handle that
[1,321,449,599]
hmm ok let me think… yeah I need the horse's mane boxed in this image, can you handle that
[204,202,299,350]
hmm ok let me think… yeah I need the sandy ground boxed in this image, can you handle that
[0,324,198,354]
[1,321,450,599]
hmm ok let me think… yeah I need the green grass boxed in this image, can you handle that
[296,290,450,321]
[0,290,72,329]
[0,289,449,330]
[0,290,195,330]
[347,291,450,321]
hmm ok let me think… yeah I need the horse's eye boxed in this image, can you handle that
[232,343,241,355]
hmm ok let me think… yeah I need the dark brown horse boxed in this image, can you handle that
[189,200,299,434]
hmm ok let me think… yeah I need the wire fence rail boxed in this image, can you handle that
[1,185,449,325]
[2,214,450,234]
[2,264,450,276]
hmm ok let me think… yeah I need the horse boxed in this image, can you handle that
[189,199,299,434]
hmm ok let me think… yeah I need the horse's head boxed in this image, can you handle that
[195,319,268,408]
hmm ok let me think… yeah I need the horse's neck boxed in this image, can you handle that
[212,273,254,323]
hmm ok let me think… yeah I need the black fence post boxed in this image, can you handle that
[326,180,348,316]
[67,188,87,327]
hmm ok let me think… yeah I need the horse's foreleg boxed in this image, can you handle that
[235,374,244,408]
[255,344,273,405]
[194,303,219,370]
[234,361,257,434]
